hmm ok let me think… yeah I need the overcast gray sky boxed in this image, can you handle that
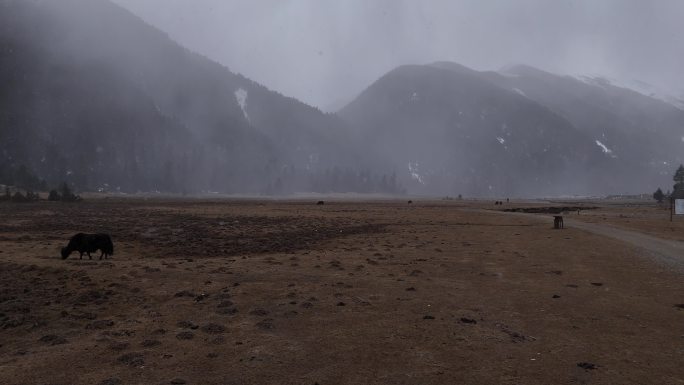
[113,0,684,111]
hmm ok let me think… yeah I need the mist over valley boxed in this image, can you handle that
[2,0,682,198]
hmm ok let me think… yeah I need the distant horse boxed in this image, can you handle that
[61,233,114,260]
[316,201,325,205]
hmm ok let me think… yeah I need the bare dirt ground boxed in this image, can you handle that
[1,198,684,385]
[499,204,684,270]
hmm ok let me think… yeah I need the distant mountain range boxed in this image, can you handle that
[340,62,684,196]
[1,0,682,197]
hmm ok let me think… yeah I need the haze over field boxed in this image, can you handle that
[1,0,683,197]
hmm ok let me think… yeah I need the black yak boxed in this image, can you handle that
[61,233,114,260]
[553,216,564,229]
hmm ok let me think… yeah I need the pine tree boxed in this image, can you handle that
[653,187,665,203]
[48,190,61,201]
[58,182,80,202]
[673,165,684,198]
[674,165,684,184]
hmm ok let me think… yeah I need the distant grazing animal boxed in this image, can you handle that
[553,216,564,229]
[408,200,413,204]
[316,201,325,205]
[61,233,114,260]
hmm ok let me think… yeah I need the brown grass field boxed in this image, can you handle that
[1,197,684,385]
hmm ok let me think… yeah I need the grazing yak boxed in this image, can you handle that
[61,233,114,260]
[553,216,564,229]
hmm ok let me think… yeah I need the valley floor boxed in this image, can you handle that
[1,198,683,385]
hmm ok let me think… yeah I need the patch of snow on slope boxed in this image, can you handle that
[496,137,508,150]
[612,78,684,110]
[595,140,617,158]
[513,88,527,97]
[576,75,610,89]
[576,75,684,110]
[408,162,425,184]
[234,88,250,123]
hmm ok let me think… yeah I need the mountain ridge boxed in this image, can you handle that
[2,0,681,197]
[1,0,394,194]
[340,61,684,196]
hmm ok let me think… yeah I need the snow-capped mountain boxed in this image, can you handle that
[575,76,684,111]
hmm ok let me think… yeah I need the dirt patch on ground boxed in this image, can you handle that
[503,206,597,214]
[0,201,385,258]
